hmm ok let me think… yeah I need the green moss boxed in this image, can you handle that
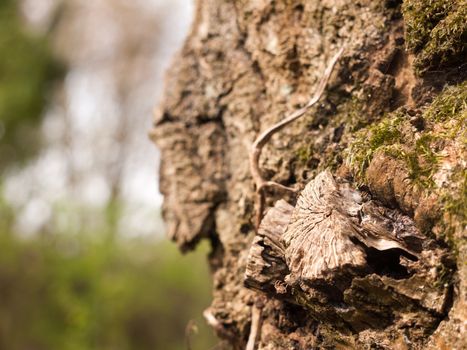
[437,166,467,252]
[342,89,386,133]
[345,95,367,131]
[425,81,467,122]
[443,169,467,223]
[402,0,453,51]
[296,145,313,163]
[410,134,442,186]
[402,0,467,74]
[346,113,404,181]
[347,82,466,186]
[346,82,466,250]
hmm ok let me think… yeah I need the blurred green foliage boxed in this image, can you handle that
[0,199,216,350]
[0,0,62,170]
[0,2,216,350]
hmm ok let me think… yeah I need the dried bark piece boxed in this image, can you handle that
[245,199,293,295]
[244,170,450,342]
[282,171,367,285]
[282,170,423,286]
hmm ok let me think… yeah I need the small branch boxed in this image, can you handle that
[185,320,198,350]
[249,47,344,228]
[245,304,263,350]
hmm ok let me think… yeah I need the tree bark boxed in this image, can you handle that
[151,0,466,348]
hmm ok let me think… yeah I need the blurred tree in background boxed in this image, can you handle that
[0,0,61,170]
[0,1,214,349]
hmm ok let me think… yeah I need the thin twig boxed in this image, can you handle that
[185,320,198,350]
[249,47,344,228]
[245,305,263,350]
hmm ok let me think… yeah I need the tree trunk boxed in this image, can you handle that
[151,0,466,348]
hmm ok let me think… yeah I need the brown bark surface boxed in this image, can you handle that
[151,1,466,348]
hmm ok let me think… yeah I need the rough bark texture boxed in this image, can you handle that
[151,0,466,348]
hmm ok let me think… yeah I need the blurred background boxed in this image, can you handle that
[0,0,216,349]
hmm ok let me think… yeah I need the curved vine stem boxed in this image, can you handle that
[249,47,345,229]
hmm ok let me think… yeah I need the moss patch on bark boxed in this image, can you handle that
[346,81,466,249]
[402,0,467,75]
